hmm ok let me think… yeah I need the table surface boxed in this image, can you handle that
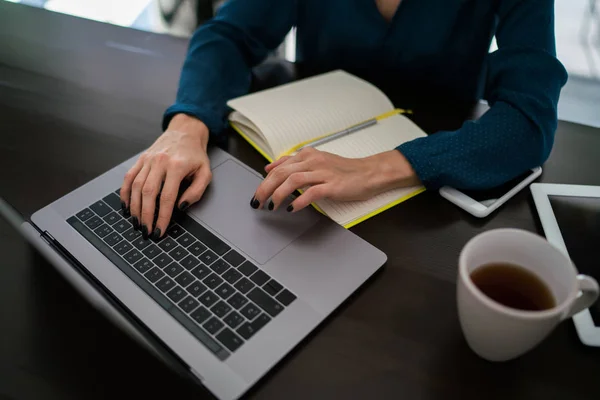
[1,3,599,400]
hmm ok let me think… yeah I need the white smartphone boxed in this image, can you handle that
[439,167,542,218]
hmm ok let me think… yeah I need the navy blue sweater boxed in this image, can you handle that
[163,0,568,190]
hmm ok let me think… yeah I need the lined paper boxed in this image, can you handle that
[312,114,427,226]
[227,70,394,158]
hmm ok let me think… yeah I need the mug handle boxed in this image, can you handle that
[563,275,600,319]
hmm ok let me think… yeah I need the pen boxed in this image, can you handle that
[296,118,378,152]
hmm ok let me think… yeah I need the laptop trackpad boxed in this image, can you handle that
[189,159,320,265]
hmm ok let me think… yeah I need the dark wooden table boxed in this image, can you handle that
[1,3,599,399]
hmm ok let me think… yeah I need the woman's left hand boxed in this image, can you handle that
[251,147,420,212]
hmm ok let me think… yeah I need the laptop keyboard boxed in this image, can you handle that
[67,190,297,361]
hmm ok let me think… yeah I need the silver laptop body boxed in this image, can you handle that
[19,147,386,400]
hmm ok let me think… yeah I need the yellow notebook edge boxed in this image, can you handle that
[342,186,426,229]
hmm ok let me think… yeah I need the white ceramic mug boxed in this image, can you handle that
[457,228,599,361]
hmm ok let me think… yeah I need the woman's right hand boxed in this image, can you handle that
[120,113,212,240]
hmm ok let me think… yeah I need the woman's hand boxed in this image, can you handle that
[251,147,420,212]
[120,114,212,240]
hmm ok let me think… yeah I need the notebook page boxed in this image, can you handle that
[229,111,274,159]
[312,114,427,226]
[227,70,394,158]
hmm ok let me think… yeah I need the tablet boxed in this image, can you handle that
[530,183,600,346]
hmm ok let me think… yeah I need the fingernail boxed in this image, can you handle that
[121,201,126,211]
[151,228,161,241]
[268,201,274,211]
[286,205,294,212]
[250,197,259,209]
[132,216,140,230]
[141,224,149,240]
[179,201,189,212]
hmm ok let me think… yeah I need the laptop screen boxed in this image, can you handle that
[549,195,600,326]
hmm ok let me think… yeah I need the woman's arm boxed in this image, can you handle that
[162,0,295,136]
[397,0,568,191]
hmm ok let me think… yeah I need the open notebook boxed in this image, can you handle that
[227,70,427,228]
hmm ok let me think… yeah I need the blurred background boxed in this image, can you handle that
[2,0,599,127]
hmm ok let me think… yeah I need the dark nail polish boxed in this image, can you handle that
[132,216,140,230]
[151,228,161,241]
[268,201,274,211]
[250,197,259,209]
[179,201,189,212]
[141,224,149,240]
[286,205,294,212]
[121,201,126,211]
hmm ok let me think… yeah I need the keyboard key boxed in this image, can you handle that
[124,249,143,264]
[248,288,283,317]
[180,254,200,270]
[250,270,269,286]
[216,328,243,352]
[223,311,244,329]
[103,231,122,247]
[76,208,94,222]
[167,286,187,303]
[85,215,103,230]
[188,241,207,257]
[240,303,261,320]
[114,240,133,255]
[167,224,185,239]
[223,268,242,285]
[154,253,174,269]
[238,261,258,276]
[177,216,231,255]
[103,212,119,225]
[93,223,113,238]
[165,263,184,278]
[237,313,270,340]
[142,244,160,259]
[179,296,199,313]
[223,250,245,268]
[199,250,218,266]
[191,264,211,280]
[187,281,207,298]
[168,246,189,262]
[227,293,249,310]
[123,227,142,242]
[190,306,211,325]
[215,283,235,299]
[113,219,130,233]
[157,237,177,252]
[203,273,223,290]
[156,276,176,293]
[132,237,151,250]
[199,291,219,307]
[210,259,230,275]
[211,301,232,318]
[203,317,224,335]
[90,200,111,217]
[175,271,194,287]
[144,267,165,283]
[132,258,154,274]
[234,277,254,294]
[264,279,283,296]
[102,192,122,210]
[276,289,297,306]
[176,232,195,248]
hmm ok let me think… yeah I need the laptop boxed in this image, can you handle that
[2,146,387,399]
